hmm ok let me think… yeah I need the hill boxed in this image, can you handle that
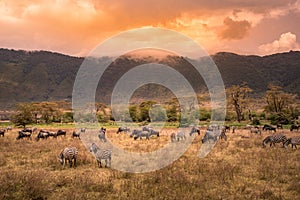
[0,48,299,109]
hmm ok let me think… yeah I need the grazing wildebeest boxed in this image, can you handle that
[116,126,130,134]
[72,131,81,139]
[283,136,300,149]
[36,130,49,141]
[224,125,230,132]
[0,129,5,137]
[16,131,32,140]
[262,124,276,132]
[290,124,299,132]
[189,126,200,136]
[262,134,287,148]
[149,129,159,137]
[250,127,261,135]
[6,126,12,131]
[57,130,66,137]
[277,123,283,129]
[131,130,150,140]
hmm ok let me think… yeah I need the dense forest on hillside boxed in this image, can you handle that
[0,48,299,109]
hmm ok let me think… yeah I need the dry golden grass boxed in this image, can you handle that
[0,127,299,200]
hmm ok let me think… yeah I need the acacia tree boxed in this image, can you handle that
[265,84,297,123]
[227,83,253,122]
[11,103,35,128]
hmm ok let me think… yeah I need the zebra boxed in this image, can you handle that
[176,131,186,141]
[262,134,287,148]
[189,126,200,136]
[59,147,78,167]
[89,143,111,168]
[116,126,130,134]
[16,131,32,140]
[170,132,176,142]
[283,136,300,149]
[0,129,5,137]
[202,130,220,143]
[98,130,107,142]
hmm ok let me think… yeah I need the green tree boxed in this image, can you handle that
[139,100,157,122]
[265,84,298,124]
[11,103,35,128]
[227,83,253,122]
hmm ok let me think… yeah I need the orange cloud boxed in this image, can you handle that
[0,0,299,56]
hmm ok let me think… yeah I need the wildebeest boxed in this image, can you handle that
[36,130,49,141]
[16,131,32,140]
[290,124,299,132]
[0,129,5,137]
[130,130,150,140]
[57,130,66,137]
[22,127,37,134]
[72,131,81,139]
[116,126,130,134]
[262,124,276,132]
[250,127,261,135]
[189,126,200,136]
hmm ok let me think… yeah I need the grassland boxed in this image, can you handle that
[0,126,299,200]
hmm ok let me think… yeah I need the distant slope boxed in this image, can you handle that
[0,48,299,109]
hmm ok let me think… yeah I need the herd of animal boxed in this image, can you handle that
[1,123,299,168]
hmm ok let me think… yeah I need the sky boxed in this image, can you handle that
[0,0,300,57]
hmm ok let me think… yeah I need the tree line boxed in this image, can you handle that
[10,83,299,128]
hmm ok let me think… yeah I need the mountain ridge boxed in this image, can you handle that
[0,48,299,109]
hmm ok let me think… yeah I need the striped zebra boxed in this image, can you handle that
[89,143,111,168]
[283,136,300,149]
[170,132,176,142]
[262,134,287,148]
[176,131,186,141]
[59,147,78,167]
[98,130,107,142]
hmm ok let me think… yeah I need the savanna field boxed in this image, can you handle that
[0,125,299,200]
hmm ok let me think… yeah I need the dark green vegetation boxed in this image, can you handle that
[0,48,300,109]
[0,127,299,199]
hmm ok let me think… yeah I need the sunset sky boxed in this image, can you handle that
[1,0,300,57]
